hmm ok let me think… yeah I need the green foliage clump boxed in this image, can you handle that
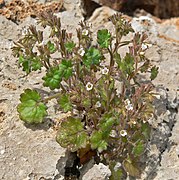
[12,12,159,179]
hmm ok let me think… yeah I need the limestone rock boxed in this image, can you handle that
[91,0,179,18]
[82,162,111,180]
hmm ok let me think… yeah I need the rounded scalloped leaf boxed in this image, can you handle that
[42,67,62,90]
[65,41,76,52]
[58,59,73,80]
[17,89,47,124]
[90,131,108,153]
[83,47,102,68]
[122,159,141,178]
[132,140,145,157]
[56,117,88,152]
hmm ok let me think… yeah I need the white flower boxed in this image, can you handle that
[120,130,127,137]
[114,162,122,171]
[110,130,117,138]
[124,98,133,111]
[78,48,85,56]
[101,67,109,75]
[86,82,93,91]
[95,101,101,108]
[132,121,137,125]
[82,29,89,36]
[125,103,133,111]
[124,99,130,105]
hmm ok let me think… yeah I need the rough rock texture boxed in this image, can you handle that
[91,0,179,18]
[0,1,179,180]
[81,161,111,180]
[0,0,63,22]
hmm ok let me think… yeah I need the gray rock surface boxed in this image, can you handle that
[82,162,111,180]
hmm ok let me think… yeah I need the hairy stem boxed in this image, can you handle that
[42,92,62,103]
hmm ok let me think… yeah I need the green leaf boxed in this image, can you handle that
[110,169,123,180]
[90,131,108,152]
[110,162,124,180]
[97,29,111,48]
[123,159,141,178]
[123,53,134,75]
[117,53,134,75]
[141,122,151,139]
[31,57,43,71]
[19,55,25,63]
[83,47,102,68]
[18,55,42,74]
[58,59,73,79]
[47,41,56,53]
[98,78,108,101]
[42,66,62,90]
[65,41,76,52]
[99,113,116,138]
[114,52,121,65]
[22,60,31,74]
[150,66,159,80]
[58,94,72,112]
[56,117,88,152]
[17,89,47,124]
[82,98,91,108]
[132,140,145,156]
[140,60,150,73]
[43,60,73,89]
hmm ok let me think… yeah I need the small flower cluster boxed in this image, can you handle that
[120,130,127,137]
[82,29,89,36]
[124,99,133,111]
[78,48,85,56]
[101,67,109,75]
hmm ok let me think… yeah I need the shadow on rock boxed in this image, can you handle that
[24,118,54,131]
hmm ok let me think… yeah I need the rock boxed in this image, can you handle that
[82,162,111,180]
[82,0,101,17]
[88,6,117,33]
[56,10,84,30]
[131,16,158,36]
[91,0,179,18]
[0,15,18,40]
[154,146,179,180]
[158,18,179,42]
[0,0,5,8]
[63,0,82,12]
[0,0,63,23]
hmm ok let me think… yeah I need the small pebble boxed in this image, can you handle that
[0,149,5,155]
